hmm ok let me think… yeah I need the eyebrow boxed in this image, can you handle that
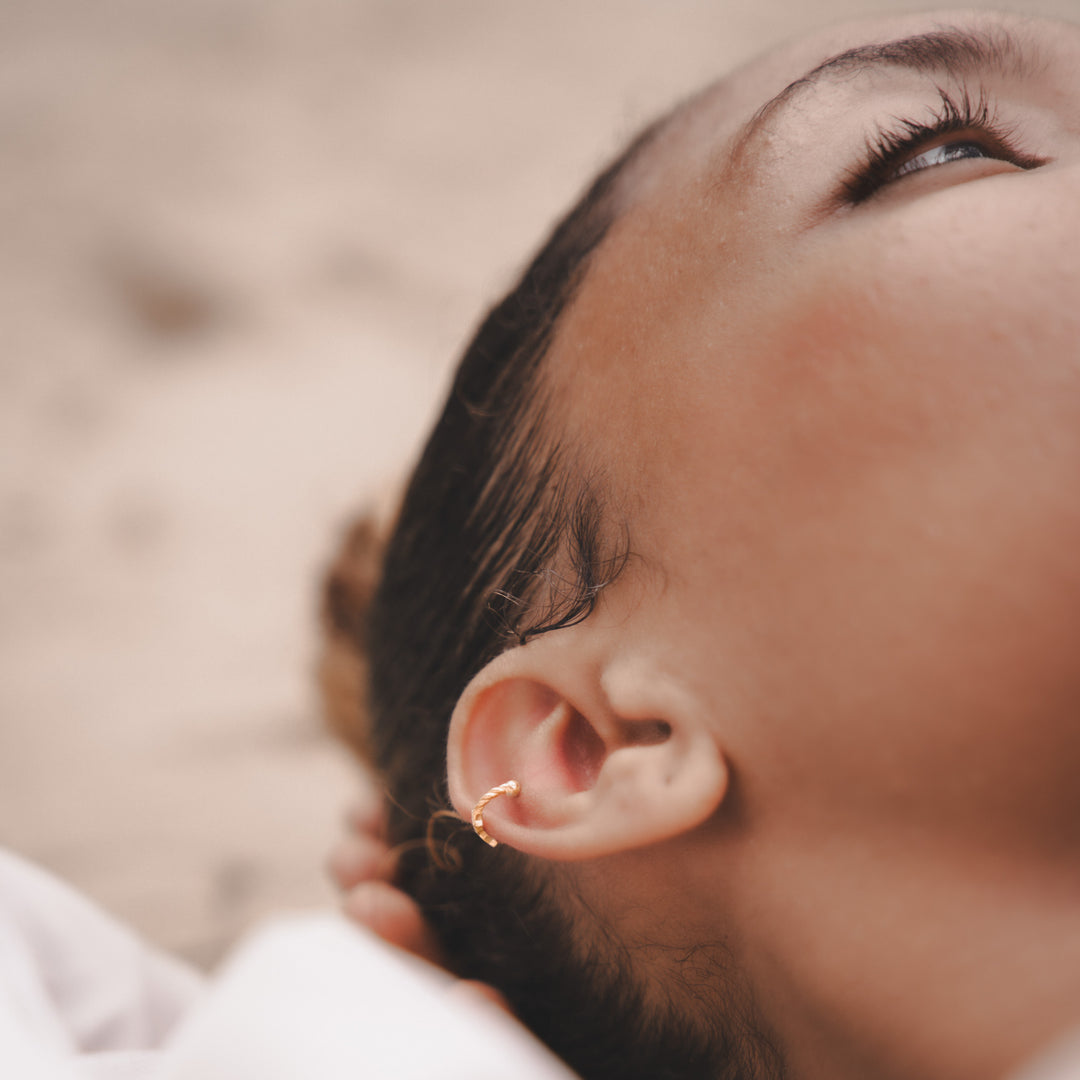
[731,25,1037,164]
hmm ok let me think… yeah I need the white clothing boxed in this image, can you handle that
[0,847,575,1079]
[1013,1030,1080,1080]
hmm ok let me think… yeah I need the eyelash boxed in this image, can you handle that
[841,85,1044,205]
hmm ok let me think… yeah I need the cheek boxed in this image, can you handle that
[690,184,1080,848]
[789,169,1080,405]
[761,170,1080,563]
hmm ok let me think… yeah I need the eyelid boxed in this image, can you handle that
[836,84,1046,206]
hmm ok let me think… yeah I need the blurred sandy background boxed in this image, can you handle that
[1,0,1074,967]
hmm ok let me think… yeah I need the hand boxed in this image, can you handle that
[329,790,510,1013]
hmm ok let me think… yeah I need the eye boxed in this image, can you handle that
[892,139,995,180]
[840,86,1046,205]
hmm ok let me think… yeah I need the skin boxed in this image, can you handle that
[352,10,1080,1080]
[550,10,1080,1079]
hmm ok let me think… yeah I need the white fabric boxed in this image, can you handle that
[158,914,578,1080]
[0,847,575,1080]
[1011,1029,1080,1080]
[0,849,204,1080]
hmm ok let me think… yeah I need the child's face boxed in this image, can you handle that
[551,9,1080,871]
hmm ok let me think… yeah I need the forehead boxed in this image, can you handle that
[624,9,1042,200]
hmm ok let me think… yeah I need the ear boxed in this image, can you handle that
[446,635,728,860]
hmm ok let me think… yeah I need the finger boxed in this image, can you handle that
[342,881,444,966]
[345,782,386,837]
[449,979,514,1016]
[327,833,392,891]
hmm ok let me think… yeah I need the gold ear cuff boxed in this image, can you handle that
[471,780,521,847]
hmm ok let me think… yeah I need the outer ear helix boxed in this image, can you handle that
[471,780,521,847]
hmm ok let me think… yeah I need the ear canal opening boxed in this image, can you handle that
[559,707,606,792]
[618,718,672,746]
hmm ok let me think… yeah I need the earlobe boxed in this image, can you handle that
[447,644,728,861]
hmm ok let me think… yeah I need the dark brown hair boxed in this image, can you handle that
[322,112,784,1080]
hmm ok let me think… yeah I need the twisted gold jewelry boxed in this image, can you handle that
[471,780,521,847]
